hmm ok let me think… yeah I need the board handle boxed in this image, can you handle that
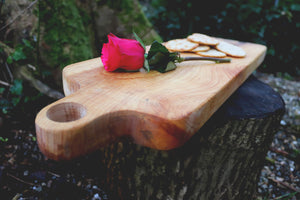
[35,91,126,160]
[35,94,187,160]
[45,102,87,123]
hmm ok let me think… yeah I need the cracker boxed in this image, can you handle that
[196,49,226,58]
[187,33,219,46]
[190,45,210,52]
[165,39,198,52]
[216,41,246,58]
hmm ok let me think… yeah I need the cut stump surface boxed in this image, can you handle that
[101,75,285,200]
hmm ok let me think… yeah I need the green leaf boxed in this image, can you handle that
[0,98,10,114]
[0,88,5,94]
[146,41,181,73]
[144,57,150,72]
[147,41,169,59]
[148,51,168,66]
[274,192,298,200]
[2,108,8,114]
[10,79,23,96]
[12,47,26,61]
[133,31,146,51]
[24,96,30,103]
[291,4,300,12]
[22,39,34,49]
[0,137,8,142]
[164,61,177,72]
[7,56,13,64]
[12,97,20,107]
[154,61,177,73]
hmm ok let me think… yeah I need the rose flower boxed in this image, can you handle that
[101,33,145,72]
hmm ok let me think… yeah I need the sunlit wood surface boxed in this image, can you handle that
[35,38,266,160]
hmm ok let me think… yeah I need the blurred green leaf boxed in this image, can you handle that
[148,51,168,66]
[133,31,146,51]
[7,56,13,64]
[165,61,177,72]
[274,192,298,200]
[10,80,23,96]
[145,41,181,73]
[143,57,150,72]
[22,39,34,49]
[291,4,300,12]
[11,97,20,107]
[0,137,9,142]
[2,108,8,114]
[147,41,169,59]
[12,47,26,61]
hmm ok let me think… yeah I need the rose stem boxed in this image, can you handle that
[182,56,231,63]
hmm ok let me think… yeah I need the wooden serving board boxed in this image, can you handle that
[35,38,266,160]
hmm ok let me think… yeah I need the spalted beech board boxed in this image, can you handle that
[35,38,266,160]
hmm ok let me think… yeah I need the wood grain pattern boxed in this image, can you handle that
[35,38,267,160]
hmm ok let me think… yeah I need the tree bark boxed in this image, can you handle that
[1,0,161,64]
[100,75,285,200]
[1,0,161,90]
[77,0,162,46]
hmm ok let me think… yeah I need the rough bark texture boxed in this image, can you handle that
[82,0,162,45]
[100,76,285,200]
[1,0,161,87]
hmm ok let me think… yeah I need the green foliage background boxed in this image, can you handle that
[141,0,300,76]
[39,0,93,69]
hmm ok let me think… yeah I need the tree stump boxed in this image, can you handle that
[100,75,285,200]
